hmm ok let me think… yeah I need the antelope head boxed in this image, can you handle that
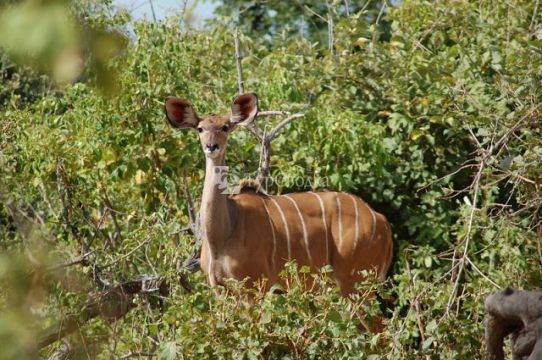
[165,93,258,160]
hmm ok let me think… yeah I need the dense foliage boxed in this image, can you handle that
[1,0,541,358]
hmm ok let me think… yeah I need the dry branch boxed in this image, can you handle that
[445,108,539,316]
[232,28,306,184]
[38,275,170,349]
[266,113,305,141]
[118,351,157,359]
[5,201,195,350]
[234,27,245,94]
[37,246,199,350]
[445,161,485,315]
[254,113,306,183]
[180,171,200,239]
[48,250,95,271]
[102,191,123,247]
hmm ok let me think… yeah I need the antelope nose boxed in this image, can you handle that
[206,143,219,152]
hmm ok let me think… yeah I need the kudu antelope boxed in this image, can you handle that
[165,93,393,300]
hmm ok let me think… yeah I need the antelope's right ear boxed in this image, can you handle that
[230,93,258,126]
[165,97,200,129]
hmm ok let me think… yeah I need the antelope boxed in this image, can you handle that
[165,93,393,312]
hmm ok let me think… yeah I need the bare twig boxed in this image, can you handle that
[530,0,540,31]
[173,225,192,235]
[537,224,542,267]
[180,0,189,22]
[303,4,334,54]
[101,237,152,269]
[148,0,156,22]
[267,113,306,140]
[445,107,539,316]
[247,111,294,142]
[375,0,388,25]
[48,250,96,271]
[38,264,195,350]
[303,5,326,21]
[465,256,501,289]
[327,12,334,54]
[446,160,484,316]
[417,162,478,192]
[486,106,540,158]
[258,110,291,117]
[405,259,426,345]
[118,351,157,359]
[6,203,49,266]
[103,192,122,247]
[231,28,307,183]
[180,171,198,237]
[234,27,245,95]
[255,113,306,183]
[247,122,264,141]
[56,159,79,242]
[38,275,169,349]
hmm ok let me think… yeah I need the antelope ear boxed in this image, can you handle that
[165,97,200,129]
[230,93,258,126]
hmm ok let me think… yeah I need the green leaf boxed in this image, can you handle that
[424,256,432,268]
[260,312,272,324]
[327,310,342,323]
[422,336,435,350]
[159,341,177,360]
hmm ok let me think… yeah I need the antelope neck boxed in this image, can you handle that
[200,156,232,258]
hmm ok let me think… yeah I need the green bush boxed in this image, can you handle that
[1,0,541,358]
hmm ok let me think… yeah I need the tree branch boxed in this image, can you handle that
[180,172,199,239]
[102,191,123,248]
[48,250,96,271]
[266,113,305,141]
[445,107,540,316]
[234,27,245,95]
[38,275,170,349]
[118,351,157,359]
[255,113,305,183]
[232,29,308,184]
[258,110,290,117]
[445,159,484,316]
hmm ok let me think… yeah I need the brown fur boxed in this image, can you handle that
[233,178,266,194]
[201,191,393,294]
[165,93,393,331]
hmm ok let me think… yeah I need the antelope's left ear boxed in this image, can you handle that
[230,93,258,126]
[165,97,200,129]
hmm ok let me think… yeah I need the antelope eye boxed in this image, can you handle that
[197,127,204,133]
[221,125,229,132]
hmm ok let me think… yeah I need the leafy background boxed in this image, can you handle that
[0,0,541,358]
